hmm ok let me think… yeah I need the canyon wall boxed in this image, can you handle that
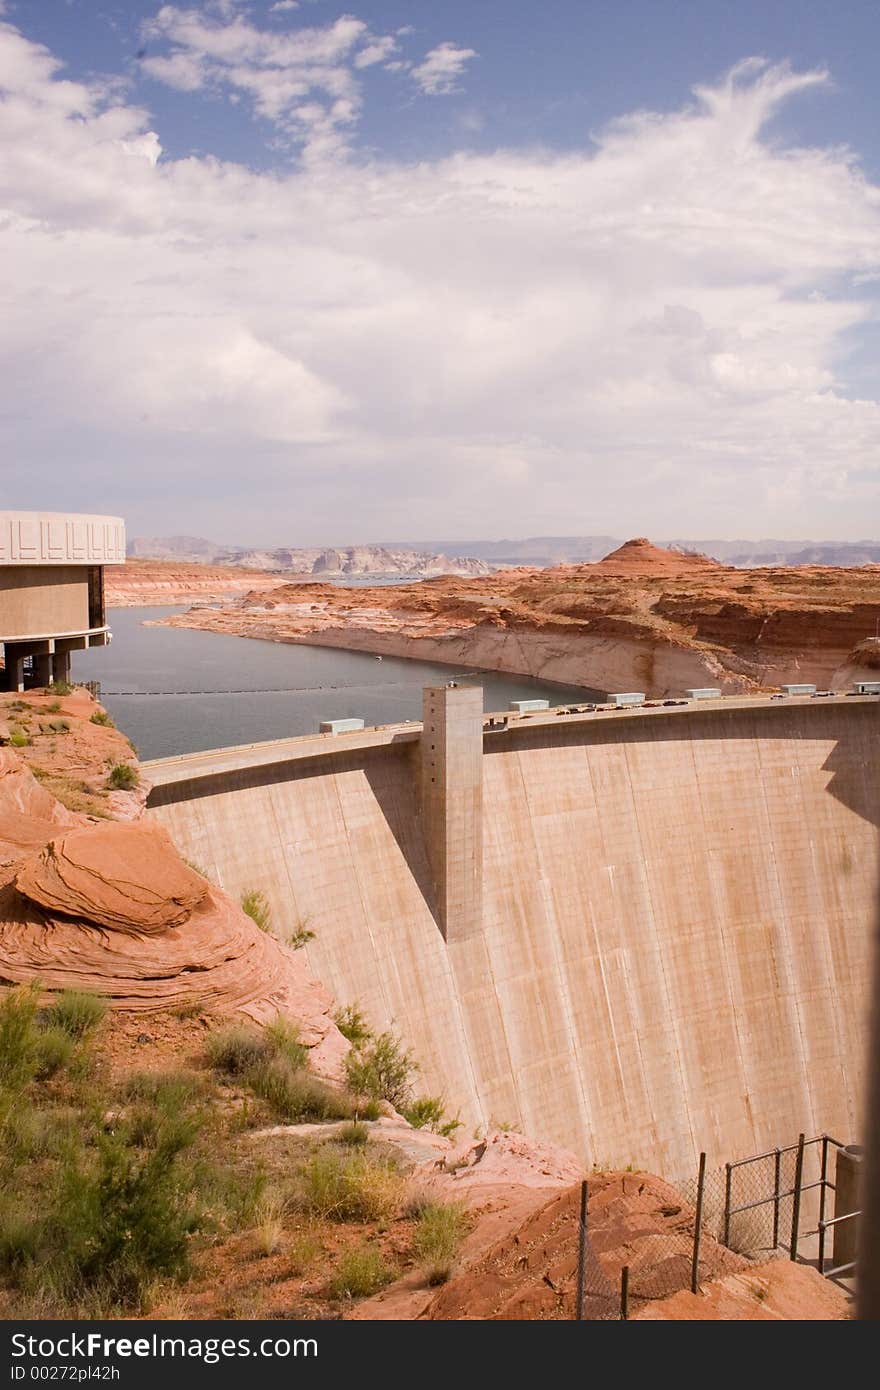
[147,698,879,1181]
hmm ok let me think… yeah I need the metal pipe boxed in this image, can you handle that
[723,1162,732,1248]
[773,1147,781,1249]
[790,1132,806,1261]
[857,885,880,1321]
[691,1151,706,1294]
[620,1265,629,1321]
[575,1179,588,1321]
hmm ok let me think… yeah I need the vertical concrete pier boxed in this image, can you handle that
[420,684,483,941]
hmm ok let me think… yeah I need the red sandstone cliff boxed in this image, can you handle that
[155,538,880,696]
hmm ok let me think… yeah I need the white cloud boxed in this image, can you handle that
[139,4,401,158]
[412,41,476,96]
[0,26,879,542]
[270,1,298,11]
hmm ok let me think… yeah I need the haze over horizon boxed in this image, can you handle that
[2,0,880,542]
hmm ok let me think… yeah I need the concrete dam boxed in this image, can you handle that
[146,689,879,1181]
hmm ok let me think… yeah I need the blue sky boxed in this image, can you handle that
[1,1,879,543]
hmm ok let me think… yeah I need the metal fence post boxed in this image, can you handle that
[790,1132,806,1261]
[723,1162,733,1247]
[620,1264,629,1321]
[772,1147,782,1250]
[575,1179,588,1320]
[691,1151,706,1293]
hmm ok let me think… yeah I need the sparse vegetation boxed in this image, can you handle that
[333,1004,372,1047]
[46,701,62,714]
[240,889,271,932]
[403,1095,461,1137]
[329,1242,394,1300]
[207,1019,356,1123]
[50,990,106,1039]
[89,711,114,727]
[300,1149,404,1223]
[338,1121,369,1147]
[412,1200,467,1285]
[206,1025,274,1076]
[287,924,316,950]
[107,762,138,791]
[48,681,73,697]
[8,729,30,748]
[344,1030,416,1110]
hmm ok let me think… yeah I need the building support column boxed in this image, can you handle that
[420,684,484,941]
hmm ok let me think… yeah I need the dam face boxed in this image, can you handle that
[147,694,879,1180]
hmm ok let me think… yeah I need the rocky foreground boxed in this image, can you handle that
[156,538,880,697]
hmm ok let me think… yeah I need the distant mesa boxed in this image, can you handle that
[594,537,721,574]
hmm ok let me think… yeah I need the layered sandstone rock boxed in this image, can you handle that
[157,538,880,697]
[0,696,346,1075]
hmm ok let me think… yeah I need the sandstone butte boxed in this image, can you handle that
[150,538,880,697]
[0,688,853,1319]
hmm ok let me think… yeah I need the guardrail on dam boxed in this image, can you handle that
[146,690,879,1180]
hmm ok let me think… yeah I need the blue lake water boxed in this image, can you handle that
[73,607,598,760]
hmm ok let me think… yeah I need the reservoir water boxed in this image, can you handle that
[73,607,598,760]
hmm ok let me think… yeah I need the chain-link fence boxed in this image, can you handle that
[574,1134,853,1319]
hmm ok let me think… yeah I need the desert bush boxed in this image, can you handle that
[0,986,42,1093]
[329,1242,394,1299]
[240,890,271,932]
[412,1201,467,1285]
[206,1026,274,1076]
[402,1095,461,1137]
[333,1005,372,1047]
[107,762,138,791]
[300,1149,404,1223]
[287,924,316,950]
[89,711,114,727]
[50,990,107,1039]
[8,729,30,748]
[253,1191,287,1257]
[46,702,62,714]
[48,681,72,697]
[344,1031,416,1110]
[34,1027,75,1079]
[338,1121,369,1147]
[264,1017,308,1071]
[247,1058,355,1123]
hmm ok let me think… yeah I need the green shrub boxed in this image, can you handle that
[46,702,62,714]
[329,1242,394,1300]
[333,1005,372,1047]
[247,1058,355,1123]
[358,1098,383,1122]
[50,990,107,1039]
[403,1095,462,1137]
[412,1201,467,1284]
[338,1121,369,1147]
[0,986,41,1092]
[48,681,72,697]
[264,1016,308,1070]
[89,711,114,727]
[287,925,315,950]
[206,1026,273,1076]
[34,1027,75,1079]
[240,890,271,931]
[300,1150,403,1223]
[44,720,70,735]
[46,1106,203,1305]
[8,729,30,748]
[344,1031,416,1110]
[107,763,138,791]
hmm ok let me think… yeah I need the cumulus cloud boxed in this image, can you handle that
[139,3,400,158]
[411,41,476,95]
[0,22,879,542]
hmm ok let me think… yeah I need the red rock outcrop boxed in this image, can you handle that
[426,1172,746,1320]
[157,538,880,696]
[0,695,346,1075]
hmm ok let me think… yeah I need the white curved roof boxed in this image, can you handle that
[0,511,125,565]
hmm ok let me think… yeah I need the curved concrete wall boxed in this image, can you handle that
[148,700,878,1178]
